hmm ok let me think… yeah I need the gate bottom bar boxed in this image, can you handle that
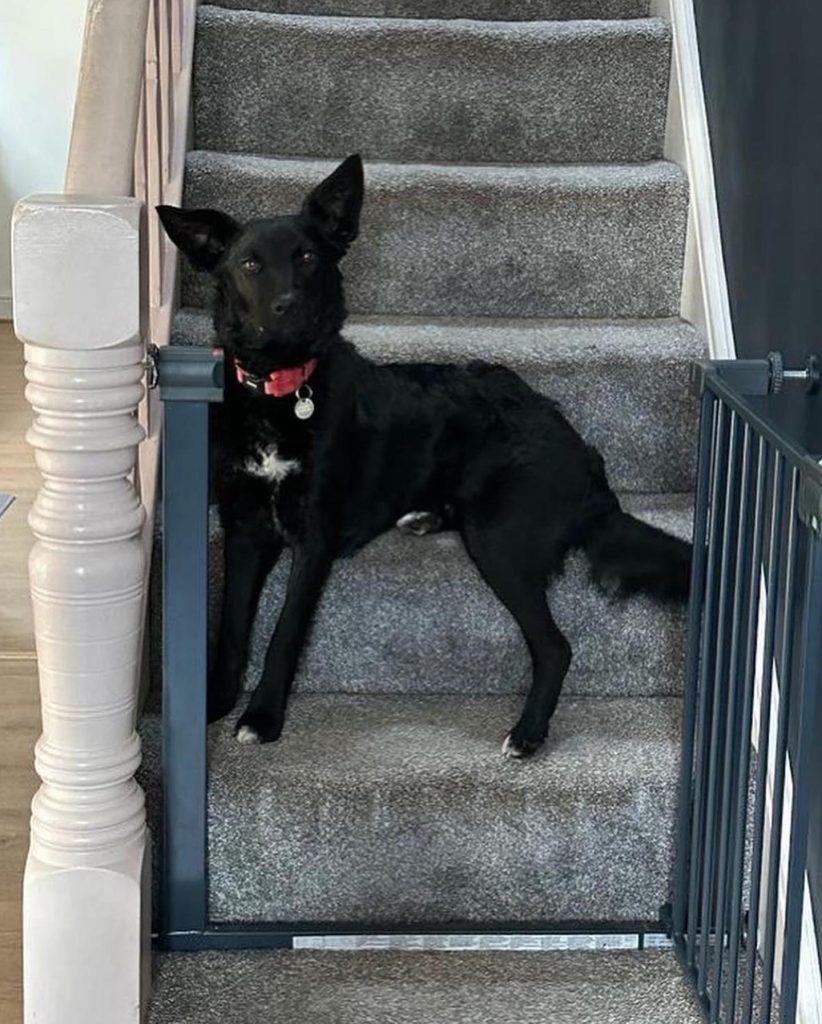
[155,918,672,951]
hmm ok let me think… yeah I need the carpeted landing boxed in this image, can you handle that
[148,949,703,1024]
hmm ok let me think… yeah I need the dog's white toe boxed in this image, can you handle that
[236,724,261,745]
[395,510,441,536]
[502,734,526,759]
[396,512,421,529]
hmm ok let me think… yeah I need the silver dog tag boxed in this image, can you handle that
[294,385,314,420]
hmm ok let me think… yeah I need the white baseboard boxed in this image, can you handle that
[0,295,12,320]
[653,0,736,359]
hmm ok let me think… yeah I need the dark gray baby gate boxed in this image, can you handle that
[153,345,822,1024]
[672,354,822,1024]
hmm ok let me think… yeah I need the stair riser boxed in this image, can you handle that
[348,324,700,494]
[148,497,690,700]
[197,697,681,925]
[204,0,652,20]
[172,310,702,493]
[210,781,677,924]
[194,11,670,165]
[238,530,687,698]
[182,156,689,320]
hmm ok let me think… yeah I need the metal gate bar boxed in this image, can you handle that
[674,355,822,1024]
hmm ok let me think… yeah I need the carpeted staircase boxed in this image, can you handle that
[142,0,705,1019]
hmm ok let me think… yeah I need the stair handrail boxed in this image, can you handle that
[66,0,196,354]
[12,2,197,1021]
[64,0,151,195]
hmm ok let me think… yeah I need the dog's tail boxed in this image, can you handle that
[582,506,692,602]
[573,446,691,601]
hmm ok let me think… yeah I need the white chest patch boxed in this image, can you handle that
[244,446,300,484]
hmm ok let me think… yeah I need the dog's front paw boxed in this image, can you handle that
[235,706,284,745]
[502,721,548,760]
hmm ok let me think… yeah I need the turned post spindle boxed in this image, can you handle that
[13,195,151,1024]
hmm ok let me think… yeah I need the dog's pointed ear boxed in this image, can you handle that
[301,154,364,253]
[156,205,240,271]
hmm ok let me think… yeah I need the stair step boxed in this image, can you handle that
[182,154,689,319]
[173,308,702,493]
[184,492,691,701]
[148,948,702,1023]
[149,491,691,700]
[194,8,670,164]
[203,0,653,21]
[252,495,689,698]
[140,693,683,924]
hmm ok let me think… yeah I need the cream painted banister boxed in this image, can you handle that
[14,2,197,1022]
[14,196,150,1024]
[65,0,152,195]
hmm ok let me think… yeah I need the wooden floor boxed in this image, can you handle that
[0,321,40,1024]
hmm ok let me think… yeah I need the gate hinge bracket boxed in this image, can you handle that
[147,344,225,403]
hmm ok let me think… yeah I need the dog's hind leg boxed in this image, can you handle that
[210,529,282,723]
[462,521,571,759]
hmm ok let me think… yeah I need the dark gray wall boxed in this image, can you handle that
[693,0,822,960]
[694,1,822,364]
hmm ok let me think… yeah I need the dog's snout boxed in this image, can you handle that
[271,292,295,316]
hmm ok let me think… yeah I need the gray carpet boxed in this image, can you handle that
[172,309,701,493]
[181,154,689,319]
[194,9,670,164]
[139,694,682,923]
[148,949,703,1023]
[204,0,653,20]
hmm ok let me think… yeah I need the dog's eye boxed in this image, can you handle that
[300,251,318,265]
[240,256,261,273]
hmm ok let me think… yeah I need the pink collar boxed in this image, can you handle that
[235,357,318,397]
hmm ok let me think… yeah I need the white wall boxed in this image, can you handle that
[0,0,89,319]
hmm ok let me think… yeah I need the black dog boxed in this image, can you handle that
[158,154,691,758]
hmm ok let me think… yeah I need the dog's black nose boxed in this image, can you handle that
[271,293,295,316]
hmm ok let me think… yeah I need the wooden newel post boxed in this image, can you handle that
[13,195,151,1024]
